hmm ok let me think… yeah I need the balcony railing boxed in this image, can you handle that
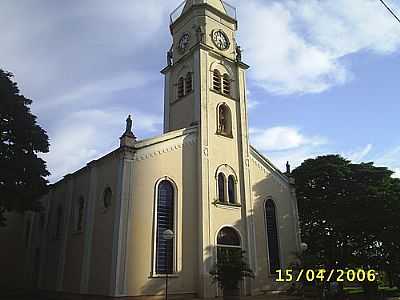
[170,0,237,24]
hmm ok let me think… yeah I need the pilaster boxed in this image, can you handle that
[57,175,74,291]
[80,162,98,293]
[110,146,135,296]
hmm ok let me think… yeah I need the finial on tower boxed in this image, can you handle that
[120,114,136,147]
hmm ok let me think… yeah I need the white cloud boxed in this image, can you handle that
[346,144,373,162]
[233,0,400,94]
[247,98,260,109]
[34,71,156,113]
[251,126,327,151]
[376,145,400,178]
[42,109,162,182]
[250,126,328,172]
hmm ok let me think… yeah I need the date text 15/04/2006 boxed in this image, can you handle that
[275,269,377,283]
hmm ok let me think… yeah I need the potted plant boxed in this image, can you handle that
[210,250,255,300]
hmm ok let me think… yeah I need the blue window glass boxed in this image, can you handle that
[265,199,280,273]
[155,181,174,274]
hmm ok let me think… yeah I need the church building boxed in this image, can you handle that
[1,0,302,298]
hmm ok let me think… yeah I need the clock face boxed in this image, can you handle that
[212,30,230,50]
[178,33,190,52]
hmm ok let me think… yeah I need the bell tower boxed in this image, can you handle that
[162,0,255,297]
[162,0,242,133]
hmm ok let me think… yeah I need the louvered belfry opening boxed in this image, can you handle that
[177,77,184,98]
[213,70,221,92]
[185,73,193,94]
[222,74,230,96]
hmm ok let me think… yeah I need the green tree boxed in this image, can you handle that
[292,155,400,277]
[0,69,50,226]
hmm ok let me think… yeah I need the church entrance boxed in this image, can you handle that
[216,227,243,297]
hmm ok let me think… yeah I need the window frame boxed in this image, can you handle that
[228,175,236,204]
[55,205,63,240]
[216,103,233,138]
[185,72,193,95]
[264,199,281,275]
[217,173,226,203]
[72,196,85,233]
[212,69,222,93]
[177,76,185,99]
[102,187,112,212]
[222,74,231,96]
[152,177,179,277]
[214,165,240,208]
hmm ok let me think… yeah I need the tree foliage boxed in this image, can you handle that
[210,250,254,290]
[0,69,50,226]
[292,155,400,283]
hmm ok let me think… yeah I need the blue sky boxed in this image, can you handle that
[1,0,400,181]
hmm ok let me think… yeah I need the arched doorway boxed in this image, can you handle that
[216,227,243,296]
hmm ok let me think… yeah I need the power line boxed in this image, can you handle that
[378,0,400,24]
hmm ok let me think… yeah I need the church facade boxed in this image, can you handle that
[1,0,302,299]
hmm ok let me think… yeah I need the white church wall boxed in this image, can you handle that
[125,129,198,297]
[249,154,300,293]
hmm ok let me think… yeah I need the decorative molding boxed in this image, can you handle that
[135,134,197,161]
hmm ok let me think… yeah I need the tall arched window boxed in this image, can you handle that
[228,175,235,204]
[155,180,175,274]
[218,173,226,203]
[103,187,112,209]
[75,197,85,232]
[223,74,230,96]
[55,205,63,239]
[25,219,31,247]
[217,103,232,137]
[177,77,184,98]
[185,72,193,94]
[213,70,221,92]
[265,199,280,273]
[217,227,241,261]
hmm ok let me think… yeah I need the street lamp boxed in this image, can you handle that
[301,242,308,252]
[162,229,174,300]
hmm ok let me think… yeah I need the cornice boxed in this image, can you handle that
[249,146,290,188]
[135,133,197,162]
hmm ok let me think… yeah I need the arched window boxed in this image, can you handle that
[265,199,281,273]
[213,70,221,92]
[217,103,232,137]
[75,197,85,232]
[228,175,235,204]
[103,187,112,209]
[223,74,230,96]
[25,219,31,247]
[217,227,241,261]
[39,214,45,231]
[218,173,226,203]
[155,180,175,274]
[217,227,241,246]
[185,72,193,94]
[55,205,63,239]
[177,77,184,98]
